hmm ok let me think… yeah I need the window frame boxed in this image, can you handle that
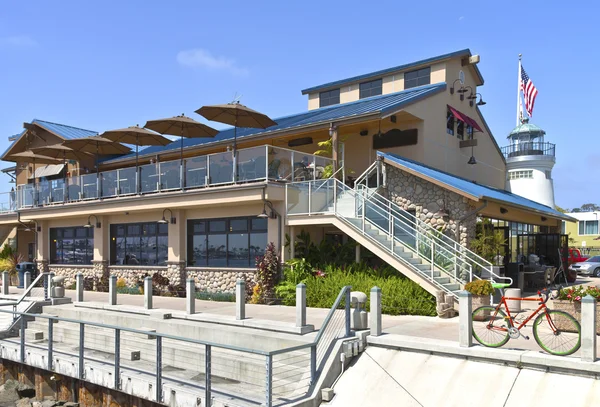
[187,216,268,268]
[109,222,168,266]
[446,109,455,135]
[319,89,340,108]
[578,220,599,236]
[404,67,431,89]
[359,78,383,99]
[50,227,94,265]
[508,170,534,180]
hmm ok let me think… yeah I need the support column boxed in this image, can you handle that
[93,215,108,262]
[167,209,187,287]
[35,220,48,263]
[330,125,338,176]
[581,295,597,362]
[289,226,295,259]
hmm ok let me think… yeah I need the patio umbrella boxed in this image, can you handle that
[100,126,171,193]
[6,151,63,183]
[31,144,94,190]
[63,136,131,177]
[143,114,218,188]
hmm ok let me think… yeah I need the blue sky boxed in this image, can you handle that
[0,0,597,209]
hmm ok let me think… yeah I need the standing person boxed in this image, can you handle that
[9,187,15,210]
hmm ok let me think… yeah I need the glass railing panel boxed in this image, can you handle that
[159,160,181,190]
[17,185,32,208]
[49,179,65,203]
[0,192,12,213]
[393,216,416,249]
[185,156,207,188]
[139,163,159,194]
[101,170,118,197]
[268,147,292,181]
[37,180,52,205]
[207,151,233,185]
[286,182,310,215]
[312,156,331,180]
[310,179,334,213]
[67,177,82,201]
[117,167,137,195]
[237,146,267,182]
[81,174,98,199]
[364,200,389,234]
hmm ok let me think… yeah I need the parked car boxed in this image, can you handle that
[570,256,600,277]
[569,248,589,264]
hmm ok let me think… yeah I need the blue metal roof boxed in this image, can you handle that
[301,49,483,94]
[379,151,572,221]
[103,82,447,164]
[32,119,98,139]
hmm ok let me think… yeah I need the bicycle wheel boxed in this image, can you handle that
[533,310,581,356]
[472,306,510,348]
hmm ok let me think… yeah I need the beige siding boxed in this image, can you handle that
[430,62,446,84]
[340,84,359,104]
[308,93,319,110]
[382,73,404,94]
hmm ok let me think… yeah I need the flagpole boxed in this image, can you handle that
[517,53,523,126]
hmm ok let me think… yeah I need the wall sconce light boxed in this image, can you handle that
[467,145,477,165]
[328,125,337,137]
[468,92,486,107]
[541,216,547,222]
[258,201,277,219]
[84,214,101,229]
[500,207,508,214]
[158,208,176,224]
[450,79,462,95]
[390,115,397,123]
[359,130,369,137]
[459,86,472,101]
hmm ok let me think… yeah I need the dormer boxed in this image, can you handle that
[302,49,483,110]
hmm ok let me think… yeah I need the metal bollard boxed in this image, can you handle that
[1,271,9,295]
[236,280,245,320]
[458,291,473,348]
[24,272,31,296]
[108,275,117,305]
[186,278,195,315]
[581,295,597,362]
[370,287,382,336]
[76,273,84,302]
[296,283,306,327]
[144,277,153,310]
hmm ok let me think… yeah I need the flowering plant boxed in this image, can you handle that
[557,285,600,302]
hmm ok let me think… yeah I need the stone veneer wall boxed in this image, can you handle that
[47,263,255,293]
[384,165,477,247]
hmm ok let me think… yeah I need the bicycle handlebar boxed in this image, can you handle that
[538,289,550,305]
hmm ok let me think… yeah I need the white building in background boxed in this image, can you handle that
[502,118,556,208]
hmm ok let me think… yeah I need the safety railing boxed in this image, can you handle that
[501,141,555,159]
[0,285,352,407]
[10,145,334,211]
[353,160,382,190]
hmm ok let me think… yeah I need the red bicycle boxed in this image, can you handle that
[472,283,581,356]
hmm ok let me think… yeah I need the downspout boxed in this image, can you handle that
[454,200,487,245]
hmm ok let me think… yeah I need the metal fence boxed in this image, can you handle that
[0,285,352,407]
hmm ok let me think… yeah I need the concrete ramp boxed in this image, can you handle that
[324,347,600,407]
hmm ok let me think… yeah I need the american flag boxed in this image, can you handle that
[520,66,538,117]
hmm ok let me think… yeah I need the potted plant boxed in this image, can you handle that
[554,285,600,334]
[464,279,494,320]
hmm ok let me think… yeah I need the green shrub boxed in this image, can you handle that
[117,286,142,295]
[195,290,235,302]
[464,280,494,296]
[275,262,436,316]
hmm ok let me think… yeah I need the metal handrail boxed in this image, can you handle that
[0,272,51,309]
[353,161,377,188]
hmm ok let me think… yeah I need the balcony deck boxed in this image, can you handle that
[1,145,333,214]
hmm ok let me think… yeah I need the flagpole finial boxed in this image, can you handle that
[519,53,522,59]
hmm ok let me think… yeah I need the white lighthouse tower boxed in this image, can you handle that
[503,118,555,208]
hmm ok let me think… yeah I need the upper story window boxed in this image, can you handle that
[456,121,465,140]
[404,67,431,89]
[446,110,454,135]
[187,217,268,268]
[466,125,474,140]
[578,220,599,236]
[50,227,94,265]
[110,222,168,266]
[319,89,340,108]
[359,79,382,99]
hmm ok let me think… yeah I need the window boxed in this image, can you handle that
[50,227,94,265]
[508,170,533,180]
[359,79,382,99]
[466,125,474,140]
[187,217,268,268]
[456,121,464,140]
[578,220,599,236]
[446,110,454,135]
[319,89,340,107]
[110,222,168,265]
[404,67,431,89]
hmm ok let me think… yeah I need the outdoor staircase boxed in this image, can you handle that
[286,166,507,299]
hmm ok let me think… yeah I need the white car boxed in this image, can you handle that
[570,256,600,277]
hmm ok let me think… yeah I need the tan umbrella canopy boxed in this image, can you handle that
[144,114,218,183]
[100,126,171,175]
[195,102,276,154]
[62,136,131,155]
[31,144,94,162]
[6,151,63,181]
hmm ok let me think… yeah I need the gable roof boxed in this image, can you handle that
[301,49,483,95]
[102,82,447,164]
[379,151,573,222]
[2,119,98,160]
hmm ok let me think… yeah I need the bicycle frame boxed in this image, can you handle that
[490,295,557,333]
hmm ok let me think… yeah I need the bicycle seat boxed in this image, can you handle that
[491,283,512,289]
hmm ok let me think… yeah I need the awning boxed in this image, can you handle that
[28,164,65,179]
[447,105,483,132]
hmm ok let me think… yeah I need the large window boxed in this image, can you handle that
[319,89,340,107]
[578,220,599,236]
[404,67,431,89]
[359,79,382,99]
[50,227,94,265]
[110,222,168,265]
[187,217,268,268]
